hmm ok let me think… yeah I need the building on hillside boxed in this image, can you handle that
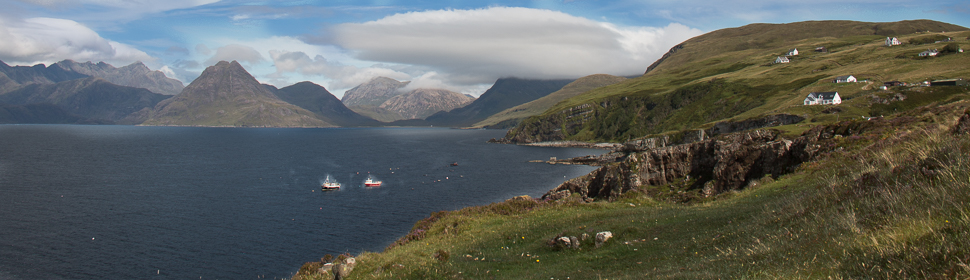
[834,75,857,83]
[787,48,799,56]
[930,79,967,86]
[885,37,901,46]
[883,81,905,87]
[804,92,841,105]
[814,46,828,52]
[775,56,790,64]
[919,49,940,57]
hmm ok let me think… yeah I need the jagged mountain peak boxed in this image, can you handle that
[142,60,332,127]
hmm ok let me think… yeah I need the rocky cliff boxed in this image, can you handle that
[542,117,901,202]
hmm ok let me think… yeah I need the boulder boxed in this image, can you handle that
[595,231,613,248]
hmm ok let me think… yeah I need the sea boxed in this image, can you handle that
[0,125,601,279]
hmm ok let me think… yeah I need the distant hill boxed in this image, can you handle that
[53,60,184,95]
[143,61,332,127]
[341,76,409,107]
[0,103,100,124]
[0,77,170,124]
[472,74,627,128]
[378,88,475,120]
[272,81,381,126]
[341,77,476,122]
[505,20,970,143]
[424,77,575,127]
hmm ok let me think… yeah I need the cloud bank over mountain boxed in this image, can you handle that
[330,7,703,86]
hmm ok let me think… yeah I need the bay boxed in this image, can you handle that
[0,125,600,279]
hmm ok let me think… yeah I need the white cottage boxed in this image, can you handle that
[885,37,901,46]
[919,49,939,57]
[804,92,842,105]
[834,75,857,83]
[775,56,790,63]
[787,48,799,56]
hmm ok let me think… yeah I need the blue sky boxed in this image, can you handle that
[2,0,968,97]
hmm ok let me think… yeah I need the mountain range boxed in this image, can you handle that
[142,61,332,127]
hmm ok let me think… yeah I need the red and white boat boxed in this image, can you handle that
[321,176,341,190]
[364,177,382,187]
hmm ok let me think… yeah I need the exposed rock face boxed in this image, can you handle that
[143,61,331,127]
[341,77,409,107]
[543,123,852,201]
[378,88,475,120]
[53,60,184,95]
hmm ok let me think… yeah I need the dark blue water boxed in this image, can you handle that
[0,125,600,279]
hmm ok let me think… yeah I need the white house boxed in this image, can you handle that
[919,49,939,57]
[885,37,901,46]
[834,75,857,83]
[787,48,799,56]
[775,56,790,64]
[804,92,842,105]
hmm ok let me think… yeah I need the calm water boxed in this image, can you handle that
[0,125,600,279]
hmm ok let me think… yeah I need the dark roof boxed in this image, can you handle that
[835,75,853,79]
[809,92,839,100]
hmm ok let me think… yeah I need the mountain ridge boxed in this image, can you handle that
[143,61,332,127]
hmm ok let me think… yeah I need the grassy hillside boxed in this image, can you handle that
[472,74,627,129]
[292,20,970,279]
[506,20,969,143]
[296,101,970,279]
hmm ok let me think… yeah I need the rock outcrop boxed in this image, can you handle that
[542,118,894,202]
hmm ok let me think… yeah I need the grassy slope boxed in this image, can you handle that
[294,21,970,279]
[298,102,970,279]
[509,21,969,142]
[471,74,628,128]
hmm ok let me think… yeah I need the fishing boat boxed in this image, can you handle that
[321,176,341,190]
[364,177,382,187]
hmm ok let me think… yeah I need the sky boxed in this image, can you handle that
[1,1,968,97]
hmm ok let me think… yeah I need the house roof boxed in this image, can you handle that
[835,75,854,80]
[809,92,839,100]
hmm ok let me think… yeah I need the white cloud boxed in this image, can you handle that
[332,7,704,85]
[0,16,154,66]
[204,43,264,66]
[268,50,410,90]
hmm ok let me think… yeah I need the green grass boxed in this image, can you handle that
[294,102,970,279]
[507,23,970,143]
